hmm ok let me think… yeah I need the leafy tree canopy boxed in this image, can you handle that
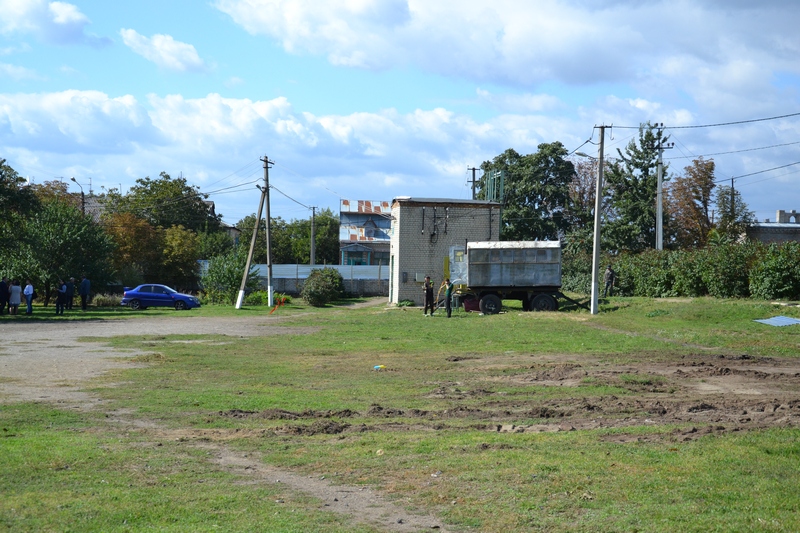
[714,184,755,240]
[0,158,38,217]
[479,143,575,240]
[105,172,221,233]
[667,157,716,248]
[603,122,670,253]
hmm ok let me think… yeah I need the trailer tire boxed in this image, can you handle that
[530,294,558,312]
[479,294,502,315]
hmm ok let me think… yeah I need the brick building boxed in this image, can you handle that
[339,200,392,265]
[389,197,501,305]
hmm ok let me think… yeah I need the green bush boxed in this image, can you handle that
[561,249,592,295]
[243,290,293,306]
[749,241,800,300]
[701,242,756,298]
[301,268,344,307]
[670,249,707,297]
[201,248,259,304]
[91,293,121,307]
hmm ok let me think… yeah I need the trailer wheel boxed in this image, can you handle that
[531,294,558,312]
[479,294,502,314]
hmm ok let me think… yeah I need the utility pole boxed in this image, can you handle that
[590,126,607,315]
[467,167,480,200]
[655,124,673,250]
[730,177,735,223]
[236,156,272,309]
[263,157,274,307]
[310,206,316,266]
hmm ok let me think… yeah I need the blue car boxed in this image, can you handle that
[121,284,201,311]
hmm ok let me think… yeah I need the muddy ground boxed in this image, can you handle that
[2,302,800,531]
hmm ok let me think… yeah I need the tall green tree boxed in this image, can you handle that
[0,158,38,216]
[4,200,114,303]
[105,172,220,232]
[714,184,755,240]
[479,143,575,240]
[604,123,670,252]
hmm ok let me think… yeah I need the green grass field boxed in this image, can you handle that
[2,296,800,532]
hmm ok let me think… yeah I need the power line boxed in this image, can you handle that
[668,111,800,130]
[714,161,800,184]
[667,140,800,160]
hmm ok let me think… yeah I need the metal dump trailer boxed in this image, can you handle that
[450,241,566,314]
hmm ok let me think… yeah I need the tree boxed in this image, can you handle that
[714,184,755,240]
[198,230,235,259]
[3,200,114,304]
[201,246,259,304]
[667,157,715,248]
[103,212,163,286]
[161,225,200,290]
[105,172,220,232]
[0,158,38,217]
[603,123,670,252]
[479,143,575,240]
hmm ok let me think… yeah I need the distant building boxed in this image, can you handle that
[389,197,501,305]
[339,200,392,265]
[746,210,800,243]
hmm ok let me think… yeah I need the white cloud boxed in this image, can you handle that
[0,90,156,153]
[213,0,800,113]
[119,29,208,73]
[0,0,109,46]
[476,89,563,113]
[0,63,43,81]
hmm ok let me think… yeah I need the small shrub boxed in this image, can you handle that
[397,299,415,307]
[244,291,293,306]
[301,268,344,307]
[92,293,121,307]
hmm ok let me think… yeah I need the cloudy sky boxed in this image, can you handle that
[1,0,798,225]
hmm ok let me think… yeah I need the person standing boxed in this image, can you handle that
[55,279,67,315]
[23,279,34,315]
[603,265,616,298]
[79,274,91,311]
[444,278,454,318]
[423,275,435,316]
[0,277,8,315]
[66,277,75,310]
[8,279,21,315]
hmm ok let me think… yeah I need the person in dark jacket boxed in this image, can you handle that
[0,277,8,315]
[79,275,91,311]
[603,265,616,298]
[66,277,75,310]
[423,275,435,316]
[55,279,67,315]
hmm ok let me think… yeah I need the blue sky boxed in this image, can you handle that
[1,0,799,226]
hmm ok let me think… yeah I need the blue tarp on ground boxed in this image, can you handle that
[754,316,800,327]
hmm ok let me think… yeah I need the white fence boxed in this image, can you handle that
[253,264,388,280]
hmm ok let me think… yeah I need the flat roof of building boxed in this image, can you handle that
[392,197,500,206]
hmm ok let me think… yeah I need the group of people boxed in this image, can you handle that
[423,275,455,318]
[0,275,90,316]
